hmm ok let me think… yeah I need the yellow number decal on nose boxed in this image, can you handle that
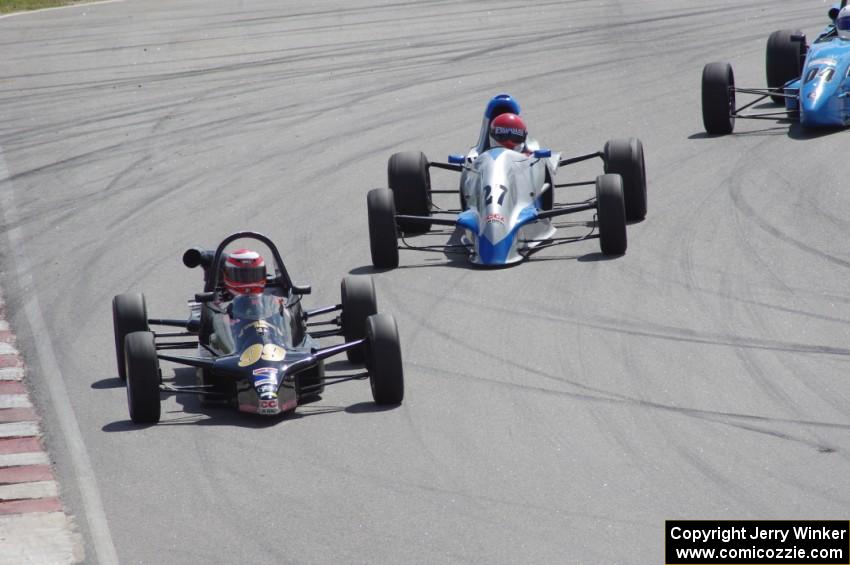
[238,344,264,367]
[238,343,286,366]
[261,344,285,361]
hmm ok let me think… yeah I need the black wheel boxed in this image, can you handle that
[766,29,804,105]
[540,169,554,211]
[198,304,214,346]
[595,174,627,256]
[388,151,431,233]
[702,62,735,135]
[341,276,378,363]
[298,361,325,400]
[366,314,403,405]
[112,293,148,380]
[125,331,161,423]
[603,138,647,222]
[367,188,399,269]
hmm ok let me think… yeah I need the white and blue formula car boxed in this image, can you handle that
[702,2,850,134]
[366,94,647,268]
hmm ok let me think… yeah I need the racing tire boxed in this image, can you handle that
[198,304,214,346]
[125,331,161,424]
[540,170,554,211]
[367,188,399,269]
[298,360,325,400]
[595,174,627,256]
[366,314,404,405]
[766,29,805,105]
[112,293,149,381]
[702,62,735,135]
[388,151,432,234]
[603,138,647,222]
[341,276,378,363]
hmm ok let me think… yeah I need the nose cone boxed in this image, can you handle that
[800,76,844,126]
[477,211,512,264]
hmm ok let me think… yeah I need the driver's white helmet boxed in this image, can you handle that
[838,6,850,40]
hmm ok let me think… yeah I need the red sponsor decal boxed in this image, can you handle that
[258,398,280,415]
[486,213,506,224]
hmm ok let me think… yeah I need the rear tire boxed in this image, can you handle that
[388,151,431,234]
[596,174,627,256]
[112,293,148,380]
[125,331,161,423]
[366,314,404,405]
[702,62,735,135]
[603,138,647,222]
[766,29,804,105]
[367,188,399,269]
[341,276,378,363]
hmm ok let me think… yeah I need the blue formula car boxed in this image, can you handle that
[702,1,850,134]
[365,94,647,268]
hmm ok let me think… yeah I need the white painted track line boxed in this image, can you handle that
[0,481,58,501]
[0,149,118,563]
[0,368,24,381]
[0,452,50,467]
[0,396,31,410]
[0,512,82,565]
[0,422,39,438]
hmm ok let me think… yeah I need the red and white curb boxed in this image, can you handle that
[0,314,82,564]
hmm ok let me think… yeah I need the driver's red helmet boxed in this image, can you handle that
[489,113,528,151]
[223,249,266,295]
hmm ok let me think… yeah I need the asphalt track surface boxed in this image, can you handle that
[2,1,850,563]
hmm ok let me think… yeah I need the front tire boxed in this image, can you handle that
[603,138,647,222]
[367,188,400,269]
[595,174,627,256]
[388,151,432,234]
[366,314,404,405]
[766,29,804,105]
[702,62,735,135]
[125,331,161,423]
[341,276,378,363]
[112,293,148,380]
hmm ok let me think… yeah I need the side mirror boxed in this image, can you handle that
[829,7,839,21]
[194,292,216,303]
[292,283,312,295]
[448,154,465,164]
[533,149,552,159]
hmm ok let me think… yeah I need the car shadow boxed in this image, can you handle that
[345,401,400,414]
[91,376,124,389]
[689,120,847,140]
[688,126,788,139]
[101,366,396,430]
[353,221,618,271]
[787,122,846,140]
[576,252,623,262]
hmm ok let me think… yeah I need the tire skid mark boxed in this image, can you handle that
[730,171,850,269]
[410,362,849,444]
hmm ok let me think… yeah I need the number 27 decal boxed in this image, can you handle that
[484,185,507,206]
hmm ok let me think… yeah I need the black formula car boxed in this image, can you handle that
[112,231,403,424]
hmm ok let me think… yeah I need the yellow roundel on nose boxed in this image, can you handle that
[238,344,264,367]
[238,343,287,366]
[261,343,286,361]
